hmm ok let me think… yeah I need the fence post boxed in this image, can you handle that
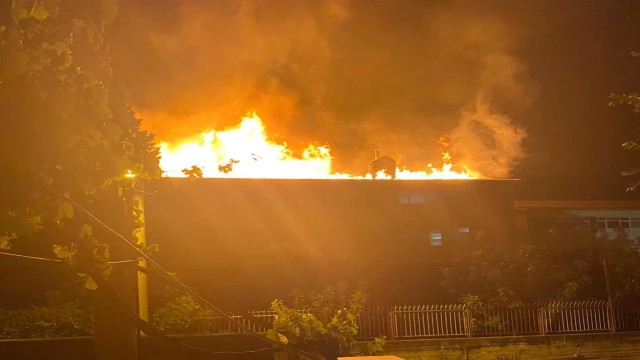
[607,301,616,333]
[388,307,397,341]
[537,307,546,335]
[465,307,473,338]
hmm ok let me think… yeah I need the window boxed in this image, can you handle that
[607,218,621,229]
[596,217,639,231]
[399,193,427,204]
[564,219,592,230]
[429,233,442,246]
[622,219,630,229]
[458,227,470,233]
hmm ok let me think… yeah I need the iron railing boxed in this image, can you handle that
[190,301,640,340]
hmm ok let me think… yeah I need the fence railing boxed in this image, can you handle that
[193,301,640,340]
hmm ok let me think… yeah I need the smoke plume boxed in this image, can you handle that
[426,9,531,178]
[110,0,533,177]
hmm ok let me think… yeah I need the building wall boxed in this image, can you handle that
[145,179,517,306]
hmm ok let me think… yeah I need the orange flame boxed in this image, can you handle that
[158,113,478,180]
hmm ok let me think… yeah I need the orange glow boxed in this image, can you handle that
[158,113,479,180]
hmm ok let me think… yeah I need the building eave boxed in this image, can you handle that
[514,201,640,210]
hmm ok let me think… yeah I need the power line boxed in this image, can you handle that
[0,251,138,265]
[0,251,62,262]
[62,194,321,360]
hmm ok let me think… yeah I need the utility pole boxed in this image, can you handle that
[126,172,149,323]
[133,189,149,323]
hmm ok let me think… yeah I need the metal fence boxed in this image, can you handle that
[221,301,640,340]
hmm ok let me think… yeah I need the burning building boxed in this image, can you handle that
[156,113,478,180]
[142,112,514,306]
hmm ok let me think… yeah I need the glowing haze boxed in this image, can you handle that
[158,113,477,180]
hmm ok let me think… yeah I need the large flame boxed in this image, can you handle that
[157,113,478,180]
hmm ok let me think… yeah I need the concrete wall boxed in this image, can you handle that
[378,332,640,360]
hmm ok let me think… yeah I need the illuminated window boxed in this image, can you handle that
[430,233,442,246]
[458,228,470,233]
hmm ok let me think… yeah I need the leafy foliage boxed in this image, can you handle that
[267,286,370,359]
[604,247,640,301]
[0,291,93,339]
[443,230,640,306]
[362,336,386,356]
[152,294,215,334]
[609,56,640,190]
[443,244,593,306]
[0,0,160,280]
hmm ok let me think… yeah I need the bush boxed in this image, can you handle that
[152,294,216,334]
[267,286,370,360]
[0,292,93,339]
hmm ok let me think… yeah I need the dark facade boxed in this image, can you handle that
[147,179,518,254]
[145,179,518,306]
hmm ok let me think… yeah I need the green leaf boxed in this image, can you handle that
[0,235,13,250]
[11,0,30,21]
[11,0,60,21]
[25,215,43,232]
[80,224,92,238]
[84,276,98,290]
[30,3,50,21]
[266,329,280,342]
[142,243,159,255]
[52,244,69,258]
[58,201,74,219]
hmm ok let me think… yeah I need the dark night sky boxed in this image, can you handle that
[107,0,640,189]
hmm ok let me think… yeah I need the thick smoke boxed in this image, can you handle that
[113,0,350,142]
[110,0,532,177]
[450,101,526,179]
[427,9,531,178]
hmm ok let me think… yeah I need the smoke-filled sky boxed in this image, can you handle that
[109,0,640,181]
